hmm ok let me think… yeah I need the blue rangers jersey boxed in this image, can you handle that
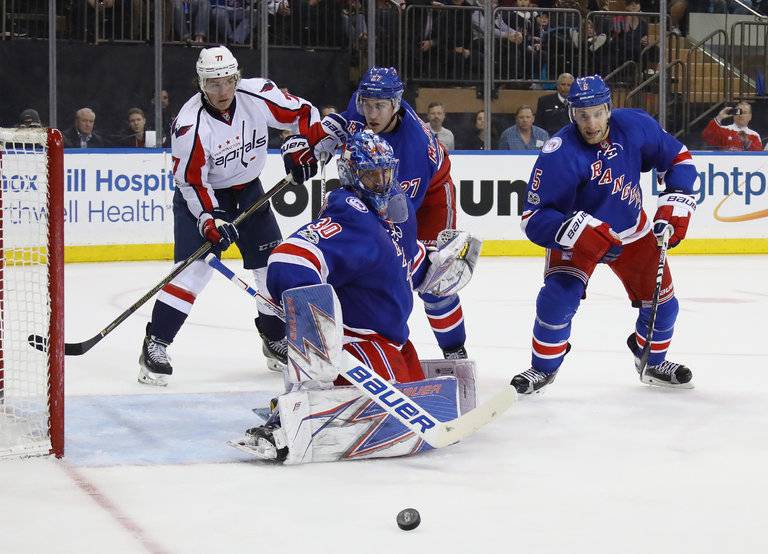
[521,108,697,248]
[267,189,427,346]
[341,96,452,216]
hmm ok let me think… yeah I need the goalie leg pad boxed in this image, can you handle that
[282,283,343,385]
[420,358,477,414]
[277,377,460,464]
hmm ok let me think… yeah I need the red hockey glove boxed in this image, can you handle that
[556,211,623,264]
[197,208,238,251]
[653,192,696,248]
[281,134,318,184]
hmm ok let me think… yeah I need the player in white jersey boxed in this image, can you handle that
[138,46,322,386]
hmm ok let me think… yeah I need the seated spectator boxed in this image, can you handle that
[498,104,549,150]
[427,101,455,150]
[63,108,108,148]
[18,109,42,128]
[418,0,476,80]
[211,0,252,45]
[472,0,525,80]
[458,109,498,150]
[534,72,573,136]
[117,107,155,147]
[171,0,210,42]
[702,102,762,151]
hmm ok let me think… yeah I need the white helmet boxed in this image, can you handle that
[196,46,240,91]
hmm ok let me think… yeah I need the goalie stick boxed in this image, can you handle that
[637,224,673,380]
[27,174,296,356]
[204,255,517,449]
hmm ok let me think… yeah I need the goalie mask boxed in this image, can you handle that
[338,131,404,221]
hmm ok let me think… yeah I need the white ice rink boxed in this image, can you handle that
[2,255,767,554]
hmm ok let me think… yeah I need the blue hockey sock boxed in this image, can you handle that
[420,292,466,351]
[531,274,584,373]
[634,296,679,366]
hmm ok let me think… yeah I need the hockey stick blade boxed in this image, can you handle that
[28,175,295,357]
[341,355,516,449]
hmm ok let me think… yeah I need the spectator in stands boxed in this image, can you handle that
[63,108,108,148]
[472,0,525,80]
[118,108,154,147]
[458,109,498,150]
[171,0,210,42]
[17,109,42,128]
[534,72,573,136]
[615,0,653,63]
[418,0,476,80]
[427,101,455,150]
[702,102,762,151]
[211,0,252,44]
[498,104,549,150]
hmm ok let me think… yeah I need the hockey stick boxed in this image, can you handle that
[637,224,674,380]
[27,175,295,356]
[204,255,517,449]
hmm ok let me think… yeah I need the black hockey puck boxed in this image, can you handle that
[396,508,421,531]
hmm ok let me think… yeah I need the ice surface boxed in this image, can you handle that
[2,256,767,553]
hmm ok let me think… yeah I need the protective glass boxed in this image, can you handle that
[204,75,238,93]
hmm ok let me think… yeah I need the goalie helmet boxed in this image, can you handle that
[196,46,240,92]
[567,74,612,121]
[355,67,404,115]
[338,130,400,219]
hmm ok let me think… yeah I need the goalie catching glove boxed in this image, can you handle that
[653,192,696,248]
[416,230,482,297]
[197,208,238,250]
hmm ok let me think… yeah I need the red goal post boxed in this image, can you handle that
[0,127,64,458]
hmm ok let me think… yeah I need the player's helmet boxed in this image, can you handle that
[355,67,405,115]
[567,75,612,108]
[338,130,400,218]
[196,46,240,91]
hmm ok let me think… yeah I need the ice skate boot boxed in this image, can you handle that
[138,322,172,387]
[230,415,288,462]
[626,333,693,388]
[442,344,468,360]
[511,368,558,394]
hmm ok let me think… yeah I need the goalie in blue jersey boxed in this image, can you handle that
[512,75,698,394]
[229,131,482,463]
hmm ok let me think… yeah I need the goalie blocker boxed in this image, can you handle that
[230,283,481,464]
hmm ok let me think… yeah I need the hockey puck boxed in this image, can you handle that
[396,508,421,531]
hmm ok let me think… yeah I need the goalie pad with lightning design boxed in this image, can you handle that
[282,283,343,386]
[274,377,461,464]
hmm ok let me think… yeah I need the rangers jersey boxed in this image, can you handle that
[522,108,698,249]
[341,96,453,216]
[267,188,427,346]
[171,78,321,219]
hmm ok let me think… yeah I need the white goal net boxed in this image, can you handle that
[0,127,64,459]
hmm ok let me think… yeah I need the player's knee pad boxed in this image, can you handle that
[282,283,343,386]
[170,259,214,297]
[536,273,584,325]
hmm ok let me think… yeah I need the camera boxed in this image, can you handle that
[730,107,742,115]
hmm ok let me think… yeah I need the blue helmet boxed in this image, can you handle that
[338,130,400,218]
[356,67,404,115]
[567,75,612,109]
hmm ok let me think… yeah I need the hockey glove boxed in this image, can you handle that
[314,112,349,162]
[416,230,482,297]
[281,134,318,185]
[197,208,238,251]
[556,211,623,264]
[653,192,696,248]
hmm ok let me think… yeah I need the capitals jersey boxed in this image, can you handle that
[341,96,453,219]
[267,189,427,346]
[521,108,698,249]
[171,78,321,219]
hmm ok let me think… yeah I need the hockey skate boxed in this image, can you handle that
[138,323,172,387]
[229,421,288,462]
[442,344,468,360]
[260,335,287,373]
[511,368,558,394]
[626,334,693,388]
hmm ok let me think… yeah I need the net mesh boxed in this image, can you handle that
[0,127,53,458]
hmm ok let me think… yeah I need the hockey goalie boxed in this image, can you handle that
[230,131,482,464]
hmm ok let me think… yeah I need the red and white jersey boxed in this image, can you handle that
[171,78,321,218]
[701,119,762,152]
